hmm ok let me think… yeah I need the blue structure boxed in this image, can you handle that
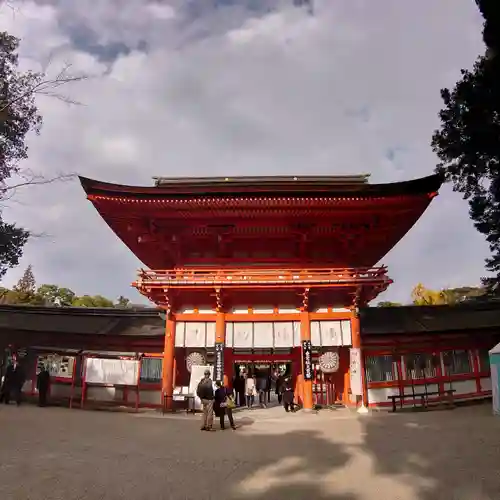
[489,343,500,415]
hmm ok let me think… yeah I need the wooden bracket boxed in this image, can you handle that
[300,287,310,312]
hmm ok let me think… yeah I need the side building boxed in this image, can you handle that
[0,300,498,410]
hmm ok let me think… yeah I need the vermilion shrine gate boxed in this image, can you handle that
[80,174,442,410]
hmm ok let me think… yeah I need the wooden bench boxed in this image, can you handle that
[388,389,456,413]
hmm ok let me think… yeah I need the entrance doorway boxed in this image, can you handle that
[231,361,294,408]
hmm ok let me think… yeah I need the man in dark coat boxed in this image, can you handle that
[282,376,296,413]
[2,360,25,406]
[37,366,51,407]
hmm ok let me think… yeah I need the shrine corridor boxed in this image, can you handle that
[0,403,498,500]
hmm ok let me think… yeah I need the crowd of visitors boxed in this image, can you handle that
[196,367,297,431]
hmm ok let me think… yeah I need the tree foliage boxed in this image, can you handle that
[411,283,485,306]
[475,0,500,57]
[0,30,85,280]
[0,32,37,278]
[376,301,402,307]
[432,4,500,294]
[0,265,131,308]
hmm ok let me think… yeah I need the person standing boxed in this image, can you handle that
[197,369,215,431]
[282,376,295,413]
[256,372,268,408]
[245,373,256,409]
[37,366,51,407]
[214,381,236,430]
[2,358,25,406]
[275,372,285,404]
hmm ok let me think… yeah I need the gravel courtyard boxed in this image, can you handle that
[0,402,499,500]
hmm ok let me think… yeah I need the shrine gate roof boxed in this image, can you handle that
[80,174,441,197]
[79,173,442,270]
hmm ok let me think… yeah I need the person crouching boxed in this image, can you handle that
[214,381,236,430]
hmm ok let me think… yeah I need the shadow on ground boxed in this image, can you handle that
[0,402,499,499]
[361,403,500,500]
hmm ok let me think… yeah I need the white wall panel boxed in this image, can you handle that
[253,322,274,347]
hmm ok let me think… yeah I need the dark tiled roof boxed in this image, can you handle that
[79,173,442,198]
[0,305,164,336]
[360,301,500,335]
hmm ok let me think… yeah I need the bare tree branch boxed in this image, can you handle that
[0,63,88,114]
[0,171,76,201]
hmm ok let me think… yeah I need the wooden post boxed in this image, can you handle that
[162,312,176,410]
[300,311,314,411]
[350,310,369,412]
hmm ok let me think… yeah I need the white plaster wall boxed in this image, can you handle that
[128,390,162,405]
[231,307,249,314]
[253,306,274,313]
[50,384,77,399]
[368,387,400,403]
[197,307,215,314]
[402,384,439,396]
[452,380,477,395]
[278,306,298,313]
[480,377,492,392]
[86,386,123,402]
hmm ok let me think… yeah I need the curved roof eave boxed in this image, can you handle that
[79,173,443,199]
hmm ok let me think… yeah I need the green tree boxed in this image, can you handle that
[432,5,500,295]
[13,264,35,294]
[37,284,76,306]
[475,0,499,58]
[0,31,84,279]
[71,294,114,308]
[0,33,41,278]
[4,264,44,304]
[377,301,402,307]
[115,295,131,308]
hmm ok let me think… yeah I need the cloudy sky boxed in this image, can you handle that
[0,0,490,305]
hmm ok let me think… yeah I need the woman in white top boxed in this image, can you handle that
[245,374,256,409]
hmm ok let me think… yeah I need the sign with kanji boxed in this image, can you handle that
[214,342,225,383]
[302,340,313,381]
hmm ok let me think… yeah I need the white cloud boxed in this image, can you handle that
[0,0,490,304]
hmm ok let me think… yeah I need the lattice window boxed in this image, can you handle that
[478,349,490,372]
[404,353,438,380]
[140,358,162,383]
[442,350,472,376]
[365,355,396,383]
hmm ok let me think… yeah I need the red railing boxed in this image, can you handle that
[134,266,391,288]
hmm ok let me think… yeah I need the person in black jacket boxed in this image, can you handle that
[1,359,25,406]
[196,369,215,431]
[37,366,51,407]
[214,382,236,430]
[282,376,296,413]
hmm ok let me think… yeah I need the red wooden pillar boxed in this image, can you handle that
[300,311,314,411]
[162,312,176,410]
[351,310,369,411]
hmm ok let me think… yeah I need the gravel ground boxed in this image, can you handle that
[0,402,499,500]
